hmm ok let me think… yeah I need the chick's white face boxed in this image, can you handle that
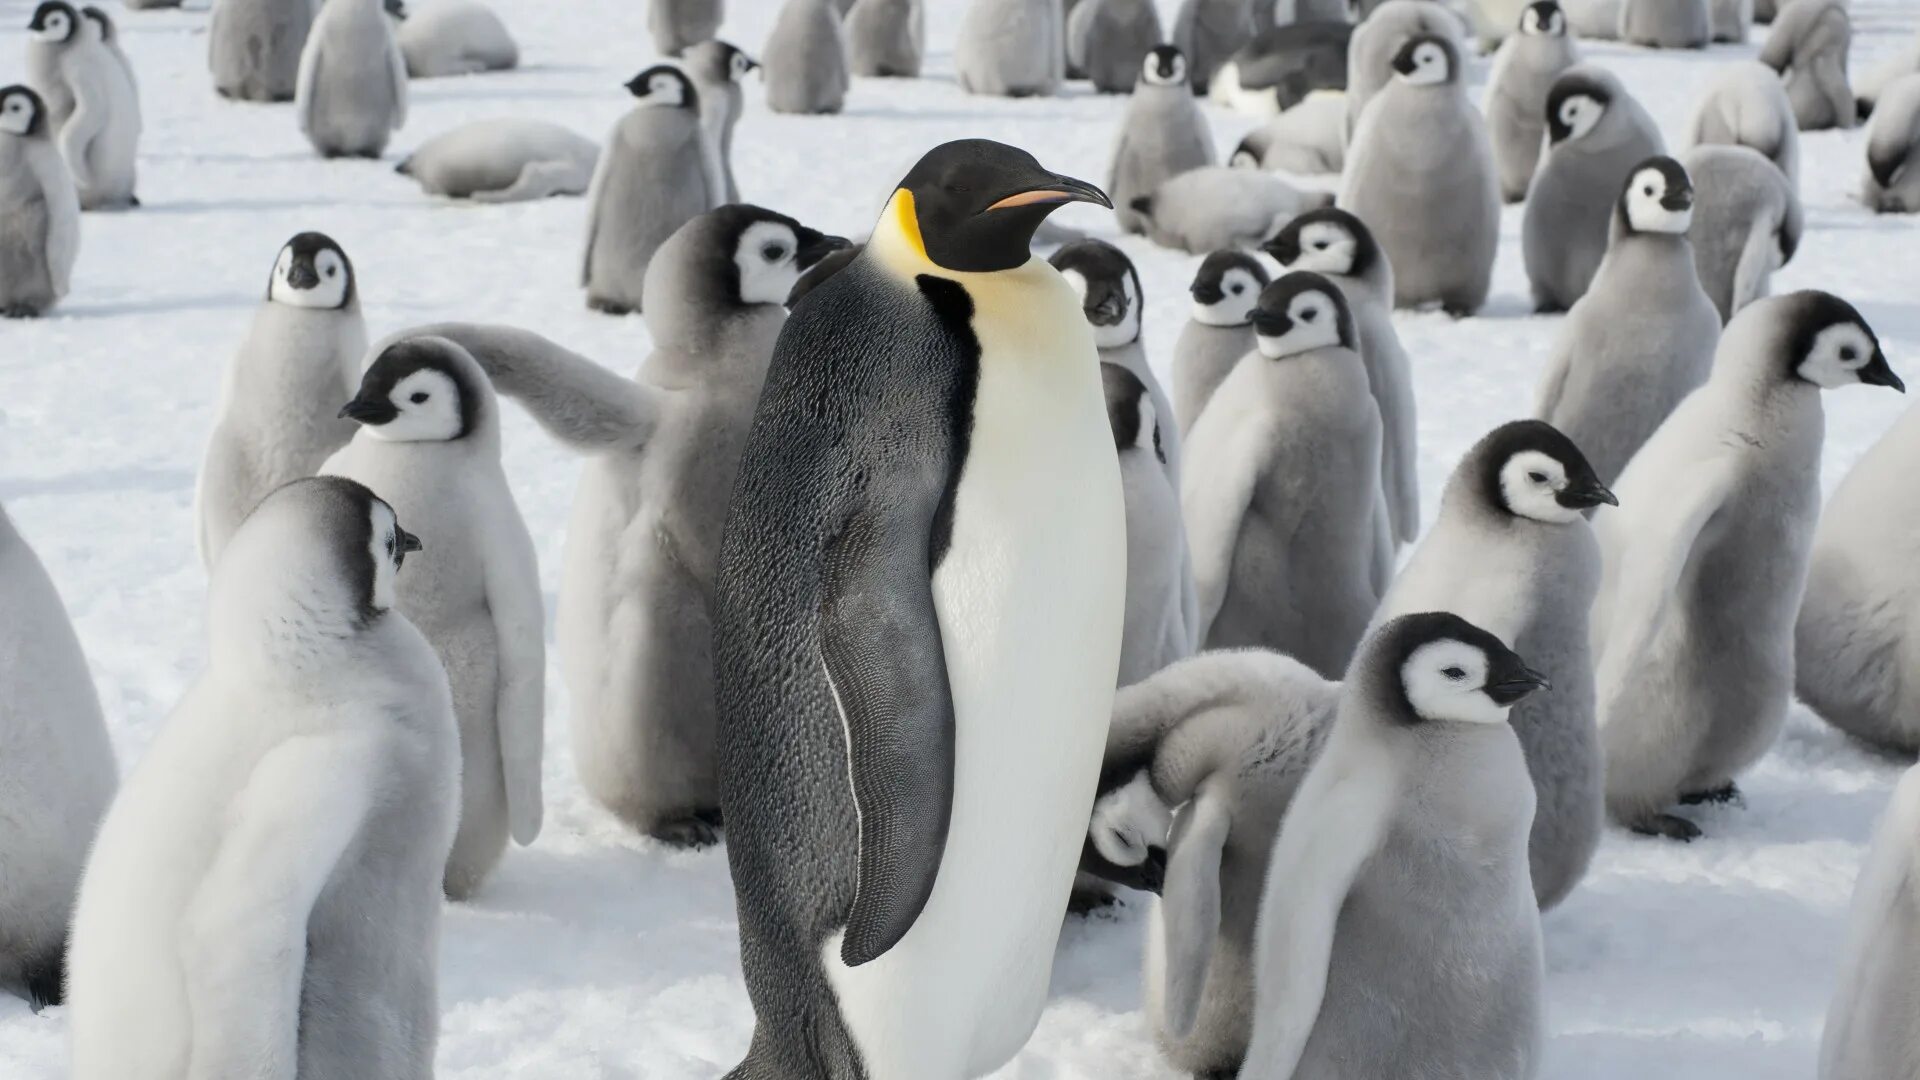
[637,72,689,108]
[1797,322,1885,388]
[1089,771,1171,868]
[270,243,351,309]
[1499,450,1580,524]
[734,220,804,306]
[1522,5,1565,34]
[366,500,403,612]
[367,369,464,443]
[1192,267,1264,326]
[35,9,73,42]
[1398,41,1451,86]
[1624,166,1692,234]
[1127,395,1161,457]
[1401,640,1510,725]
[1288,220,1358,276]
[1558,94,1604,141]
[1143,51,1187,87]
[729,51,755,80]
[0,92,36,136]
[1256,288,1343,358]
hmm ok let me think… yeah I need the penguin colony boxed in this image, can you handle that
[4,1,1920,1079]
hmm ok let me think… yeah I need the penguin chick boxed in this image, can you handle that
[1592,291,1904,841]
[27,0,139,209]
[1132,167,1333,254]
[1343,0,1467,141]
[649,0,722,57]
[397,119,599,202]
[582,65,714,315]
[1863,74,1920,213]
[1172,0,1255,94]
[1486,0,1581,204]
[1821,761,1920,1079]
[956,0,1064,97]
[1111,46,1215,236]
[397,0,517,77]
[1535,156,1722,485]
[1681,143,1802,323]
[1687,60,1802,189]
[764,0,849,115]
[1208,21,1351,120]
[296,0,408,158]
[847,0,924,78]
[1174,250,1269,432]
[1620,0,1710,49]
[0,85,79,319]
[208,0,313,102]
[683,40,756,203]
[1103,365,1198,685]
[323,338,546,897]
[1230,91,1346,176]
[1069,0,1162,94]
[25,0,84,125]
[1372,421,1614,910]
[1758,0,1854,131]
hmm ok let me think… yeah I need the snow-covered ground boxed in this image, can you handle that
[3,0,1920,1075]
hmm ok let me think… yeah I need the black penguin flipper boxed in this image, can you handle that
[821,503,957,969]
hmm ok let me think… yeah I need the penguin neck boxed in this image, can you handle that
[867,188,1049,288]
[209,582,381,677]
[643,304,786,387]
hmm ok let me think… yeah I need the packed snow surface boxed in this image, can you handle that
[3,0,1920,1075]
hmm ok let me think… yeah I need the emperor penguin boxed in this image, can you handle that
[322,338,545,898]
[395,0,518,78]
[1708,0,1751,42]
[0,505,117,1011]
[1342,0,1465,141]
[404,207,847,846]
[1562,0,1620,37]
[0,86,79,319]
[78,6,142,206]
[1619,0,1710,49]
[1338,33,1500,314]
[27,1,139,210]
[1230,91,1347,174]
[1535,157,1722,485]
[764,0,849,115]
[956,0,1064,97]
[1863,74,1920,213]
[1486,0,1581,204]
[712,139,1123,1080]
[1371,421,1614,910]
[80,8,136,94]
[650,0,723,57]
[196,232,366,567]
[1049,239,1184,482]
[1796,401,1920,753]
[208,0,314,102]
[1265,207,1418,546]
[1687,60,1802,188]
[1111,47,1214,236]
[1822,762,1920,1079]
[1468,0,1538,48]
[1857,29,1920,119]
[684,40,756,202]
[1758,0,1854,131]
[396,119,599,202]
[1240,611,1548,1080]
[1209,21,1352,120]
[67,477,460,1080]
[1184,271,1386,679]
[1681,144,1802,323]
[1103,365,1199,685]
[1131,167,1333,254]
[1173,0,1256,94]
[1069,0,1162,94]
[296,0,408,159]
[1591,291,1904,840]
[847,0,925,78]
[582,65,715,315]
[1523,63,1665,312]
[1174,250,1270,432]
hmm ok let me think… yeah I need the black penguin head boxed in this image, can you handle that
[339,338,485,443]
[79,5,114,41]
[1101,364,1165,463]
[1520,0,1566,35]
[384,0,407,18]
[1049,239,1142,346]
[1618,156,1694,235]
[0,86,47,138]
[1368,612,1550,727]
[1472,420,1615,522]
[1264,207,1378,280]
[1251,271,1354,358]
[625,64,698,110]
[1546,71,1611,144]
[28,2,79,42]
[684,39,758,84]
[892,140,1111,273]
[786,243,863,309]
[1188,249,1270,325]
[706,203,849,308]
[1773,291,1902,392]
[1142,45,1187,87]
[1391,34,1458,86]
[268,232,355,309]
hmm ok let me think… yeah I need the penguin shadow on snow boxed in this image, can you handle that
[54,292,255,316]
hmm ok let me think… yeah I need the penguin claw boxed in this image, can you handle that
[1680,783,1741,806]
[1066,886,1119,917]
[1630,813,1703,842]
[649,814,723,850]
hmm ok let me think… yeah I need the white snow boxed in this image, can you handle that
[2,0,1919,1076]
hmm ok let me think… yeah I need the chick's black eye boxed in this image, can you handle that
[763,245,786,261]
[1229,285,1243,295]
[1300,308,1318,322]
[1528,471,1548,483]
[1443,666,1466,680]
[1840,346,1858,362]
[410,391,429,404]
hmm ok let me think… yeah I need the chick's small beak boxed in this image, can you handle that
[796,231,852,268]
[1861,349,1905,392]
[1557,477,1618,509]
[1486,667,1552,706]
[1662,186,1694,212]
[339,397,399,425]
[986,174,1113,212]
[398,528,423,554]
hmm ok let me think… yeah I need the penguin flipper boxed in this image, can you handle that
[820,499,956,970]
[1162,783,1232,1039]
[1730,215,1782,316]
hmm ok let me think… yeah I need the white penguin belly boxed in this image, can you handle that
[824,287,1127,1080]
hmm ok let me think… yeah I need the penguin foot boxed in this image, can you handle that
[649,809,724,849]
[23,956,64,1012]
[2,304,43,319]
[1442,302,1477,319]
[1680,783,1741,806]
[1629,813,1702,842]
[587,297,636,316]
[1533,300,1566,315]
[1067,886,1120,917]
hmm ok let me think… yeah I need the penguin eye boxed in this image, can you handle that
[1443,666,1466,681]
[410,391,429,404]
[1313,240,1329,250]
[1840,346,1858,362]
[1229,284,1243,295]
[1528,471,1548,483]
[762,244,787,262]
[1300,306,1318,322]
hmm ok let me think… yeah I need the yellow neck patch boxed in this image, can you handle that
[888,188,928,262]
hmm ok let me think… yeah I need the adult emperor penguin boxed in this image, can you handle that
[1111,47,1214,236]
[1535,157,1721,485]
[1131,167,1332,254]
[0,505,116,1011]
[764,0,849,115]
[650,0,722,57]
[397,119,599,201]
[1241,612,1548,1080]
[1185,272,1386,679]
[322,338,544,898]
[1523,63,1665,312]
[583,65,714,314]
[0,86,79,319]
[296,0,408,158]
[27,1,139,209]
[395,0,518,77]
[847,0,924,77]
[1863,74,1920,213]
[957,0,1064,97]
[1339,33,1500,314]
[67,477,459,1080]
[1265,208,1417,547]
[1487,1,1581,204]
[1796,401,1920,753]
[1759,0,1853,131]
[713,140,1123,1080]
[1103,365,1198,685]
[1174,250,1269,432]
[1681,144,1802,323]
[1591,291,1903,840]
[1069,0,1162,94]
[209,0,314,101]
[1687,60,1802,188]
[196,232,366,566]
[1371,421,1613,910]
[1822,762,1920,1079]
[1172,0,1255,94]
[1620,0,1710,49]
[1343,0,1465,141]
[685,40,755,202]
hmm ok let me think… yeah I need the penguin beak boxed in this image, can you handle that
[1191,281,1225,305]
[1662,185,1695,212]
[397,528,423,555]
[287,259,320,290]
[1250,309,1293,337]
[985,172,1113,213]
[1860,349,1905,392]
[339,396,400,425]
[1076,837,1167,895]
[796,230,852,269]
[1556,477,1618,509]
[1485,666,1552,706]
[1087,288,1126,327]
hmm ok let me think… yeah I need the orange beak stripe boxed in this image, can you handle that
[985,189,1078,211]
